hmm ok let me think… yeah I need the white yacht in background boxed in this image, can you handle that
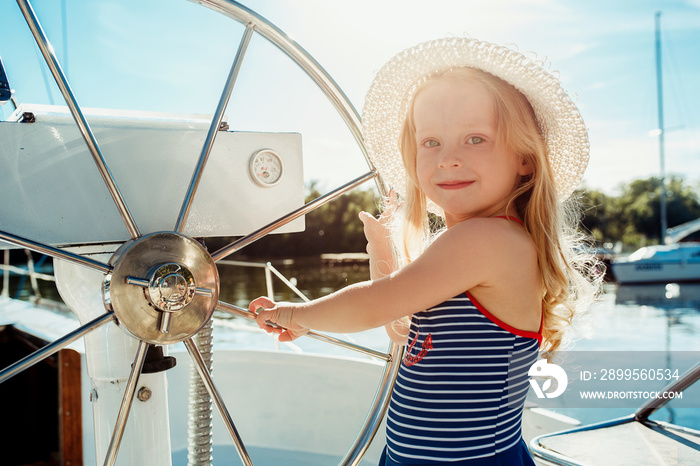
[611,219,700,284]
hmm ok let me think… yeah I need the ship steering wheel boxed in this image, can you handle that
[0,1,401,464]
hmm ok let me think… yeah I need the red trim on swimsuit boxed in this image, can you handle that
[494,215,524,226]
[490,215,542,345]
[466,291,542,346]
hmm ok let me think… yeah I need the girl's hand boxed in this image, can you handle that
[249,296,309,342]
[359,190,398,279]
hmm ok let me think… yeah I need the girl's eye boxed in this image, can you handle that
[467,136,484,145]
[422,139,440,148]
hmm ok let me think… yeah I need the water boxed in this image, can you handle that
[571,282,700,353]
[3,258,700,431]
[544,282,700,431]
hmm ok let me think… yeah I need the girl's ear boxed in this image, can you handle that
[518,156,534,176]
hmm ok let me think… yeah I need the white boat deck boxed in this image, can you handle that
[172,445,342,465]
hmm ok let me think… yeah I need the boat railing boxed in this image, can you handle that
[1,251,378,359]
[0,249,70,312]
[2,251,308,310]
[217,259,311,303]
[635,359,700,421]
[530,357,700,465]
[3,251,310,308]
[215,259,381,359]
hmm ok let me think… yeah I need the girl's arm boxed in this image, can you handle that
[251,217,525,341]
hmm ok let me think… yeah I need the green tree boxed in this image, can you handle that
[300,180,380,254]
[616,176,700,245]
[579,176,700,249]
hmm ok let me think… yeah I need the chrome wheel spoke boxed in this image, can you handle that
[0,311,115,384]
[16,0,140,239]
[103,340,149,466]
[211,171,377,262]
[0,230,112,274]
[175,23,255,233]
[184,338,253,466]
[216,301,391,362]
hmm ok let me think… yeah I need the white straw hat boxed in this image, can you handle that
[362,37,589,212]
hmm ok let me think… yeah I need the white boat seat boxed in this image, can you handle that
[535,419,700,465]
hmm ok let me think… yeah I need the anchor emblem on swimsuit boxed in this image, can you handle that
[403,331,433,367]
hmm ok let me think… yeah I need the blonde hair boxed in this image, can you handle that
[391,68,599,353]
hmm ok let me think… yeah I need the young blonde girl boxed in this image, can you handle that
[250,38,598,465]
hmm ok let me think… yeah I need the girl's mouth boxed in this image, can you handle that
[437,181,473,190]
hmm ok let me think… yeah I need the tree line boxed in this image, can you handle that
[209,175,700,259]
[579,176,700,250]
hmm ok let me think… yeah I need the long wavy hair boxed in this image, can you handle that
[391,68,599,353]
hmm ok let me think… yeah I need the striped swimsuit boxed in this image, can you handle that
[383,292,541,465]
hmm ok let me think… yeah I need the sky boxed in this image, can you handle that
[1,0,699,196]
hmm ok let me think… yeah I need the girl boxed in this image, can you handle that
[250,38,599,465]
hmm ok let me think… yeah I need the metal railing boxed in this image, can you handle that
[217,259,310,302]
[530,360,700,465]
[1,251,306,307]
[2,251,383,358]
[0,249,70,313]
[215,259,390,360]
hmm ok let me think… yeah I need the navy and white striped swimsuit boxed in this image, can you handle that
[384,292,541,465]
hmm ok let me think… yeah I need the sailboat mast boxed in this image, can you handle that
[655,10,668,244]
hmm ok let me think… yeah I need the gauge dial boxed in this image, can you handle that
[249,149,284,187]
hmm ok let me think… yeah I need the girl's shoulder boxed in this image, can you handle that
[437,217,541,331]
[378,216,539,324]
[441,217,532,250]
[434,217,537,279]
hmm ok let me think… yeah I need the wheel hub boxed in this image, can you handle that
[147,263,197,312]
[104,232,219,345]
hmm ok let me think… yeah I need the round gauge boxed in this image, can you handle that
[249,149,284,187]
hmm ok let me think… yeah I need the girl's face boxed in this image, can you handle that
[412,76,530,227]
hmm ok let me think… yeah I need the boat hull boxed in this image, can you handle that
[611,244,700,284]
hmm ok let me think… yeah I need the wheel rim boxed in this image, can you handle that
[1,1,401,465]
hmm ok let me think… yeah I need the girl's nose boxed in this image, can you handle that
[437,149,463,169]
